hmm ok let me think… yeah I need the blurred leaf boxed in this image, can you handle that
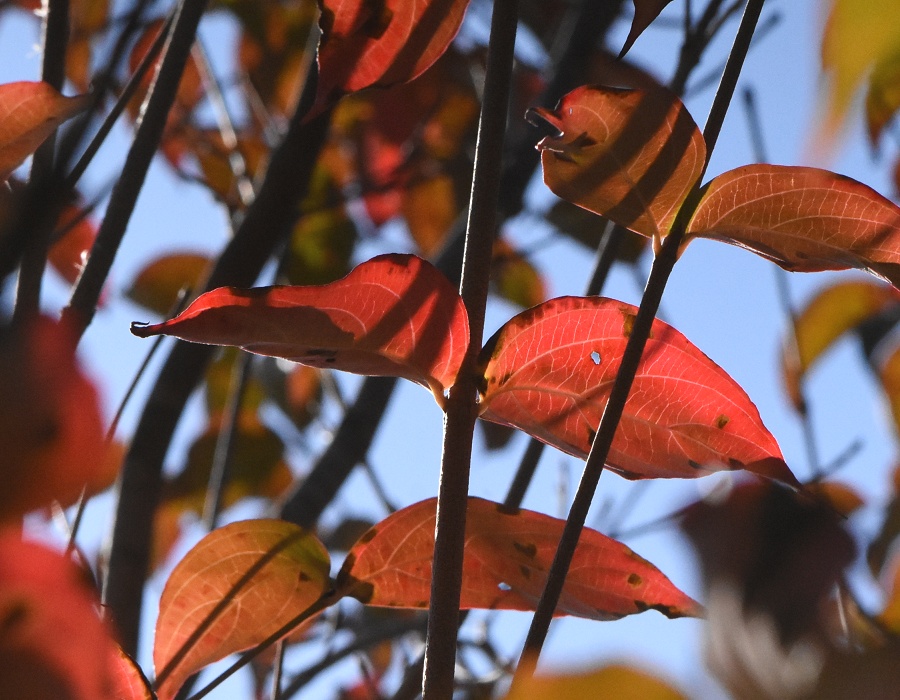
[804,480,865,518]
[491,239,546,309]
[257,358,322,430]
[321,516,376,552]
[866,50,900,144]
[337,497,702,621]
[66,0,109,91]
[126,252,211,315]
[0,317,106,521]
[0,531,125,699]
[620,0,673,58]
[204,347,267,418]
[868,491,900,577]
[0,81,88,182]
[879,554,900,633]
[402,174,458,256]
[284,208,357,286]
[154,519,331,700]
[193,128,269,208]
[132,254,470,397]
[503,664,686,700]
[478,296,796,484]
[313,0,470,114]
[478,419,517,451]
[165,420,293,515]
[821,0,900,136]
[782,280,899,409]
[687,164,900,288]
[546,199,649,263]
[532,85,705,243]
[47,202,97,286]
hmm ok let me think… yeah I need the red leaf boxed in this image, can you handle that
[477,296,796,484]
[338,497,701,620]
[314,0,470,112]
[531,85,705,242]
[48,202,97,286]
[131,254,469,398]
[0,81,88,181]
[0,531,124,699]
[0,316,107,521]
[620,0,674,58]
[687,164,900,288]
[154,519,331,700]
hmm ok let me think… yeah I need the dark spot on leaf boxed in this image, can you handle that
[298,571,311,582]
[621,311,636,337]
[627,573,642,587]
[415,600,427,608]
[513,541,537,559]
[688,459,702,470]
[357,528,378,545]
[634,599,649,612]
[520,565,532,579]
[0,601,29,634]
[498,370,514,387]
[590,350,601,365]
[716,414,730,429]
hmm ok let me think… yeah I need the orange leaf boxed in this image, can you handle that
[865,51,900,144]
[531,85,706,242]
[491,239,546,309]
[337,497,701,620]
[314,0,470,112]
[0,81,87,181]
[0,531,124,699]
[48,202,97,286]
[111,646,155,700]
[878,344,900,439]
[154,519,331,700]
[782,280,899,409]
[0,316,107,521]
[131,254,469,398]
[477,296,795,484]
[687,164,900,288]
[620,0,674,58]
[503,664,687,700]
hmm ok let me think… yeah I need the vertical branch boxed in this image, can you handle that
[512,0,768,681]
[421,1,519,697]
[13,0,69,322]
[63,0,210,337]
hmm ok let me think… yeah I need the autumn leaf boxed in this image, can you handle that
[337,497,702,621]
[154,519,331,700]
[503,664,687,700]
[0,531,125,699]
[877,344,900,439]
[491,239,546,309]
[111,647,155,700]
[687,164,900,288]
[0,81,88,181]
[0,316,107,522]
[530,85,706,243]
[47,202,97,286]
[313,0,471,113]
[782,280,900,409]
[126,251,212,315]
[865,50,900,144]
[620,0,674,58]
[477,296,795,484]
[132,254,470,400]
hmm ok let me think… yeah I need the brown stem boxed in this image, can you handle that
[422,1,519,697]
[512,0,768,681]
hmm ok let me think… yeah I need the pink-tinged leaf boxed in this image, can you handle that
[154,519,331,700]
[0,531,124,700]
[687,164,900,288]
[531,85,705,241]
[477,296,796,484]
[132,254,469,398]
[111,647,155,700]
[338,497,701,621]
[620,1,674,58]
[0,81,88,181]
[314,0,470,113]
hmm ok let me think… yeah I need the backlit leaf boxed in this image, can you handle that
[620,1,674,58]
[0,81,87,181]
[111,647,155,700]
[126,252,212,315]
[132,254,470,398]
[154,519,331,700]
[478,296,794,483]
[48,203,97,286]
[687,164,900,288]
[314,0,470,112]
[0,531,123,700]
[402,174,458,257]
[0,316,106,521]
[878,344,900,438]
[531,85,706,242]
[503,664,686,700]
[284,208,357,286]
[337,497,702,621]
[491,239,546,309]
[782,280,899,408]
[866,51,900,144]
[820,0,900,135]
[804,481,865,518]
[336,498,700,620]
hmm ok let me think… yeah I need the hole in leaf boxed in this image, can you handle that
[497,582,512,591]
[590,350,601,365]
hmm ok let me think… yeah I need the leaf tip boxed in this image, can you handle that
[130,321,155,338]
